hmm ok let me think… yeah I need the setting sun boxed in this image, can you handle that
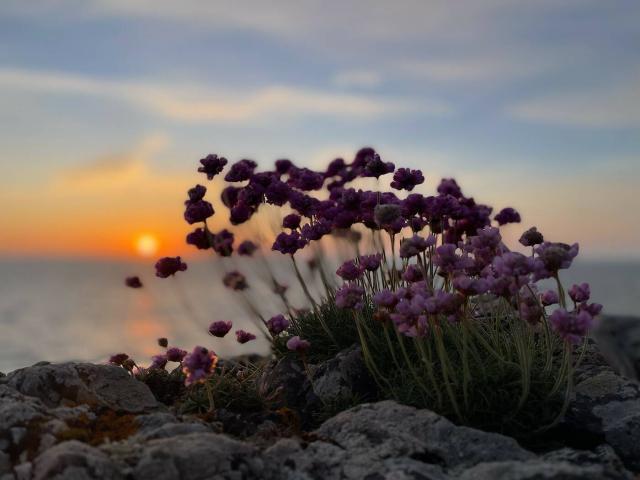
[135,233,159,257]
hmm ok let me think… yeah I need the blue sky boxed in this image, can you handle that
[0,1,639,258]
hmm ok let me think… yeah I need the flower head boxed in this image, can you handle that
[549,308,593,344]
[519,227,544,247]
[399,235,432,258]
[267,314,290,335]
[534,242,579,275]
[363,153,395,178]
[238,240,258,256]
[569,283,590,303]
[186,228,210,250]
[335,283,365,309]
[186,184,207,204]
[184,200,214,224]
[272,231,307,255]
[282,213,302,230]
[495,207,521,225]
[198,154,227,180]
[373,289,397,308]
[225,159,257,182]
[155,256,187,278]
[336,260,364,281]
[236,330,257,344]
[360,253,382,271]
[166,347,187,363]
[391,168,424,191]
[150,354,168,370]
[182,346,218,386]
[223,271,248,290]
[540,290,559,306]
[374,204,402,229]
[125,276,143,288]
[158,337,168,348]
[209,320,233,337]
[211,229,234,256]
[286,336,311,353]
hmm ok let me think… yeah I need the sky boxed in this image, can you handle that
[1,0,639,260]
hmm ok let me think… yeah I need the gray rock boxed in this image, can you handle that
[457,459,629,480]
[593,315,640,380]
[566,342,640,471]
[0,452,10,475]
[309,345,374,403]
[542,445,632,478]
[32,441,123,480]
[258,357,307,411]
[5,363,158,413]
[265,401,533,479]
[132,432,262,480]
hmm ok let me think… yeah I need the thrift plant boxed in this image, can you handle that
[116,147,602,437]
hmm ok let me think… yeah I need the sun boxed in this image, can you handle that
[135,234,159,258]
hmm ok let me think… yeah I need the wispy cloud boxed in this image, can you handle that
[331,70,383,89]
[0,68,450,123]
[507,74,640,128]
[54,134,169,191]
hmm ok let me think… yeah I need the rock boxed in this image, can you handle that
[5,363,158,413]
[457,459,630,480]
[0,452,10,475]
[258,356,308,412]
[32,441,123,480]
[542,445,631,477]
[265,401,533,479]
[131,432,263,480]
[309,345,374,403]
[566,341,640,471]
[593,315,640,380]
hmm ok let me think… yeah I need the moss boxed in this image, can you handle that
[57,410,139,446]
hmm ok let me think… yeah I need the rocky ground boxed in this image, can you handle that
[1,315,639,480]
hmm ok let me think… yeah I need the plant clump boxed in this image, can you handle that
[117,147,603,439]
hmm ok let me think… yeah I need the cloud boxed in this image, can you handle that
[506,74,640,128]
[55,134,169,191]
[331,70,383,89]
[0,68,449,123]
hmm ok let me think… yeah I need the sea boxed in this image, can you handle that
[1,257,639,373]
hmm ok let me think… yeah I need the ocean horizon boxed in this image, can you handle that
[1,256,638,373]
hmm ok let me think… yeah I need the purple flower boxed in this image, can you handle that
[549,308,593,344]
[519,227,544,247]
[209,320,233,338]
[492,252,534,279]
[186,184,207,204]
[399,235,432,258]
[437,178,462,198]
[453,275,490,296]
[363,153,395,178]
[238,240,258,256]
[272,231,307,255]
[230,203,254,225]
[166,347,187,363]
[282,213,302,230]
[287,336,311,353]
[225,159,257,182]
[158,337,168,348]
[223,271,248,290]
[267,314,290,335]
[391,168,424,191]
[184,200,214,224]
[360,253,382,271]
[109,353,129,366]
[335,283,365,309]
[402,264,424,283]
[236,330,257,344]
[186,228,210,250]
[288,167,324,191]
[301,220,332,242]
[198,154,227,180]
[373,289,397,308]
[150,354,168,370]
[155,257,187,278]
[125,276,143,288]
[578,302,603,317]
[495,207,521,225]
[182,346,218,386]
[535,242,579,274]
[221,186,241,208]
[275,158,293,174]
[211,229,234,256]
[433,244,474,274]
[374,204,402,230]
[325,158,346,177]
[336,260,364,281]
[265,180,290,206]
[540,290,559,306]
[569,283,590,303]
